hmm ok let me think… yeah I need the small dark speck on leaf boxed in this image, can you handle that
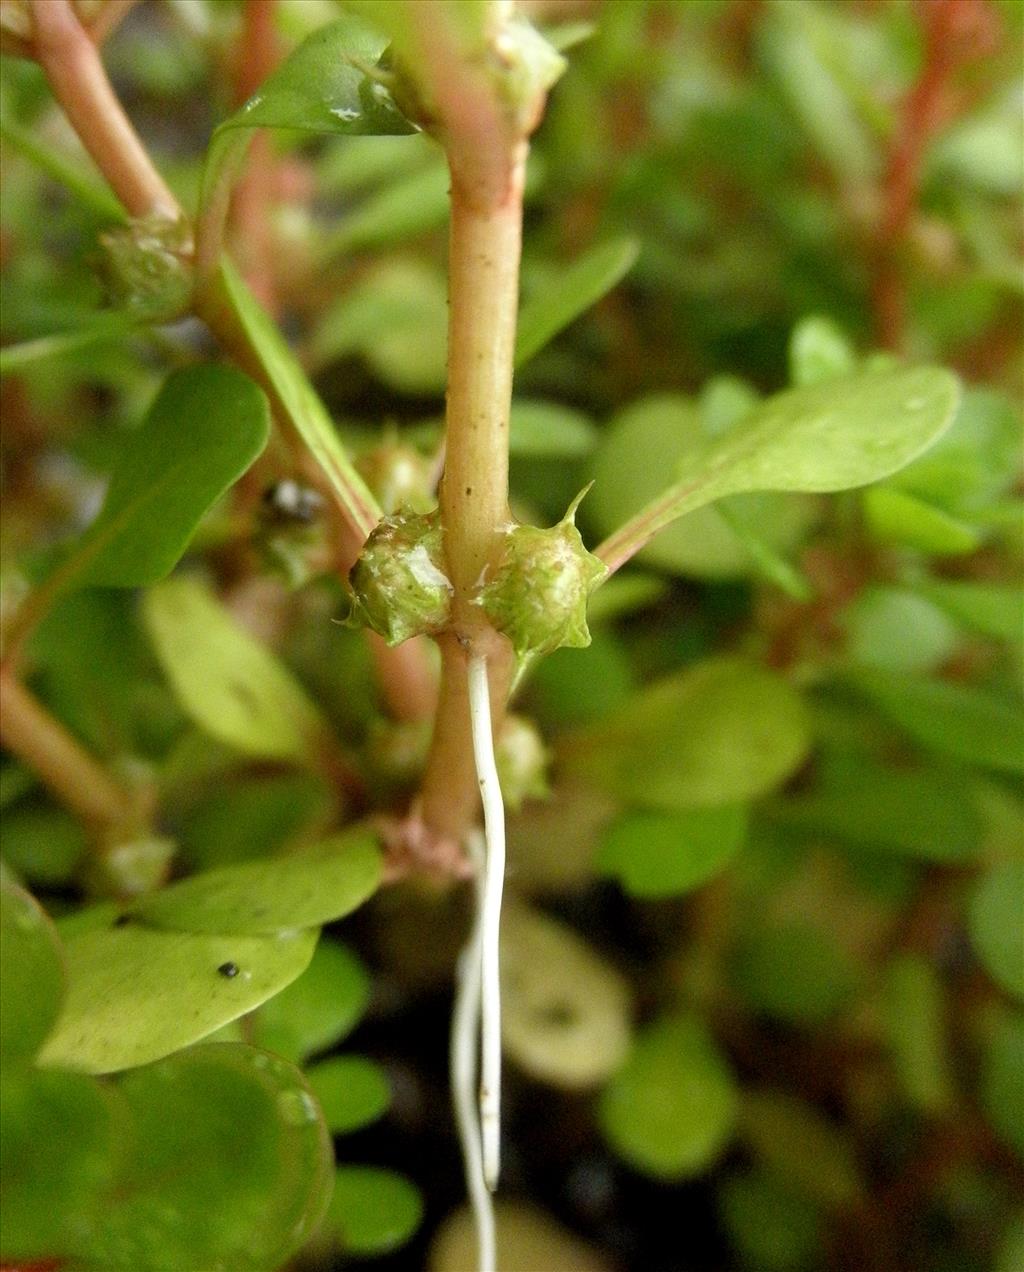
[217,962,240,979]
[113,913,133,927]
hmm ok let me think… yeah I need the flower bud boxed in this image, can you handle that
[350,510,452,646]
[98,215,193,321]
[478,488,607,657]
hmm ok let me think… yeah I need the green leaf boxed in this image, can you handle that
[732,923,858,1025]
[211,261,382,538]
[913,577,1024,644]
[862,485,982,555]
[515,238,639,366]
[38,920,317,1073]
[311,257,448,395]
[40,366,269,598]
[598,1013,738,1179]
[563,657,811,810]
[132,828,383,936]
[80,1044,333,1272]
[587,394,817,579]
[213,18,413,141]
[0,1067,120,1262]
[305,1056,391,1134]
[319,159,450,258]
[509,399,599,458]
[739,1089,863,1210]
[850,669,1024,774]
[500,900,632,1090]
[770,763,984,863]
[788,315,857,386]
[0,881,65,1068]
[981,1011,1024,1158]
[323,1166,423,1256]
[596,805,747,898]
[143,576,328,763]
[841,585,959,674]
[884,955,955,1115]
[969,861,1024,1000]
[248,939,371,1062]
[719,1169,824,1272]
[594,368,961,573]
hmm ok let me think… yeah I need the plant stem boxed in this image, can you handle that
[30,0,180,221]
[0,674,136,830]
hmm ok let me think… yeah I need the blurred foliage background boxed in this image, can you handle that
[1,1,1022,1270]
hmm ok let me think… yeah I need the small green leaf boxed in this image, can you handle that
[143,576,328,763]
[841,585,959,674]
[0,881,65,1067]
[862,485,982,555]
[595,368,960,573]
[323,1166,423,1256]
[981,1011,1024,1158]
[770,763,984,863]
[596,805,747,898]
[739,1089,864,1210]
[788,315,857,386]
[719,1169,824,1272]
[306,1056,391,1134]
[587,394,816,579]
[969,861,1024,1000]
[214,18,413,141]
[884,955,955,1115]
[249,939,371,1062]
[515,238,639,366]
[319,160,450,258]
[850,669,1024,774]
[133,828,383,936]
[80,1044,333,1272]
[913,577,1024,644]
[0,1068,120,1262]
[43,366,269,597]
[732,923,858,1025]
[598,1013,738,1179]
[509,399,598,458]
[500,900,632,1090]
[38,921,317,1073]
[563,657,811,810]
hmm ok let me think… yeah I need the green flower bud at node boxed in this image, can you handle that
[478,488,607,657]
[350,510,452,646]
[98,215,193,321]
[496,714,550,811]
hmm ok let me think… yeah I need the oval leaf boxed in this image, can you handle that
[75,365,269,587]
[0,881,65,1067]
[305,1056,391,1135]
[598,1013,738,1179]
[596,805,747,898]
[323,1166,423,1257]
[248,939,371,1062]
[143,576,328,762]
[596,367,960,573]
[38,920,317,1073]
[80,1044,332,1272]
[132,829,382,936]
[0,1067,121,1262]
[563,656,811,810]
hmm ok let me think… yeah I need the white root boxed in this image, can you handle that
[451,829,496,1272]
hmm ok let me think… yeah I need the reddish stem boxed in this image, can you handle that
[873,0,997,349]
